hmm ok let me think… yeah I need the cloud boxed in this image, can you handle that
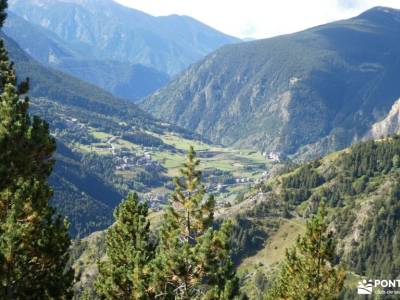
[242,23,257,38]
[115,0,400,39]
[337,0,364,9]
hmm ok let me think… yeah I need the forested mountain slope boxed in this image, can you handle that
[4,32,268,236]
[3,32,198,236]
[8,0,239,75]
[4,12,170,100]
[229,136,400,298]
[72,135,400,298]
[142,7,400,159]
[3,33,155,123]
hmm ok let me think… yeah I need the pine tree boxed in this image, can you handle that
[95,193,154,300]
[0,0,6,27]
[0,2,73,298]
[265,207,345,300]
[151,146,238,299]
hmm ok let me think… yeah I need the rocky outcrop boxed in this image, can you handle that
[365,99,400,140]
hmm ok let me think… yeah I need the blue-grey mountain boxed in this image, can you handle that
[8,0,239,75]
[4,10,170,100]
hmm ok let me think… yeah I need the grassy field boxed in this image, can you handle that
[80,129,269,175]
[156,133,211,151]
[238,218,306,275]
[73,128,273,201]
[153,133,268,177]
[90,130,113,140]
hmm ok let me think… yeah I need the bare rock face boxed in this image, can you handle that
[365,99,400,140]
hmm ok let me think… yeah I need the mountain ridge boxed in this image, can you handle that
[8,0,240,75]
[141,6,400,158]
[4,10,171,100]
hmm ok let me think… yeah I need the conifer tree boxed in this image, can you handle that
[95,193,154,300]
[151,146,238,299]
[0,0,6,27]
[265,206,345,300]
[0,2,73,298]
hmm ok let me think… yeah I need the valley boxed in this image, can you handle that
[2,1,400,299]
[27,89,273,235]
[72,135,400,298]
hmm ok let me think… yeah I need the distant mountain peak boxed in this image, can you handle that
[369,6,400,13]
[358,6,400,21]
[8,0,239,75]
[141,8,400,158]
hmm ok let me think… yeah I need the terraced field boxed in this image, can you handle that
[73,128,277,205]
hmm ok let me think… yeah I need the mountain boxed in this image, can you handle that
[4,11,77,64]
[56,59,170,100]
[3,32,266,236]
[232,135,400,298]
[4,11,170,100]
[2,32,192,235]
[141,7,400,159]
[8,0,239,76]
[3,32,152,121]
[72,135,400,299]
[3,32,144,234]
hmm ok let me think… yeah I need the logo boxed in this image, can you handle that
[358,280,373,295]
[357,279,400,295]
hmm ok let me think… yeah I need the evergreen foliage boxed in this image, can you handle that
[346,181,400,278]
[0,2,73,298]
[265,207,345,299]
[122,131,165,148]
[93,147,238,299]
[282,164,325,190]
[95,193,154,299]
[0,0,6,27]
[150,146,239,299]
[230,217,268,264]
[341,137,400,177]
[280,164,324,205]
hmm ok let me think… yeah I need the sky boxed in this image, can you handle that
[114,0,400,39]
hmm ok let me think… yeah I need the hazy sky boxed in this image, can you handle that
[114,0,400,38]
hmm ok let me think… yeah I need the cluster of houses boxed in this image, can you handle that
[86,133,278,209]
[114,151,163,172]
[53,117,87,139]
[114,154,136,171]
[235,177,253,184]
[262,151,281,162]
[64,117,86,131]
[204,176,256,194]
[92,136,163,172]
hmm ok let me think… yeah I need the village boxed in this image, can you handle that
[88,135,164,173]
[52,115,277,209]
